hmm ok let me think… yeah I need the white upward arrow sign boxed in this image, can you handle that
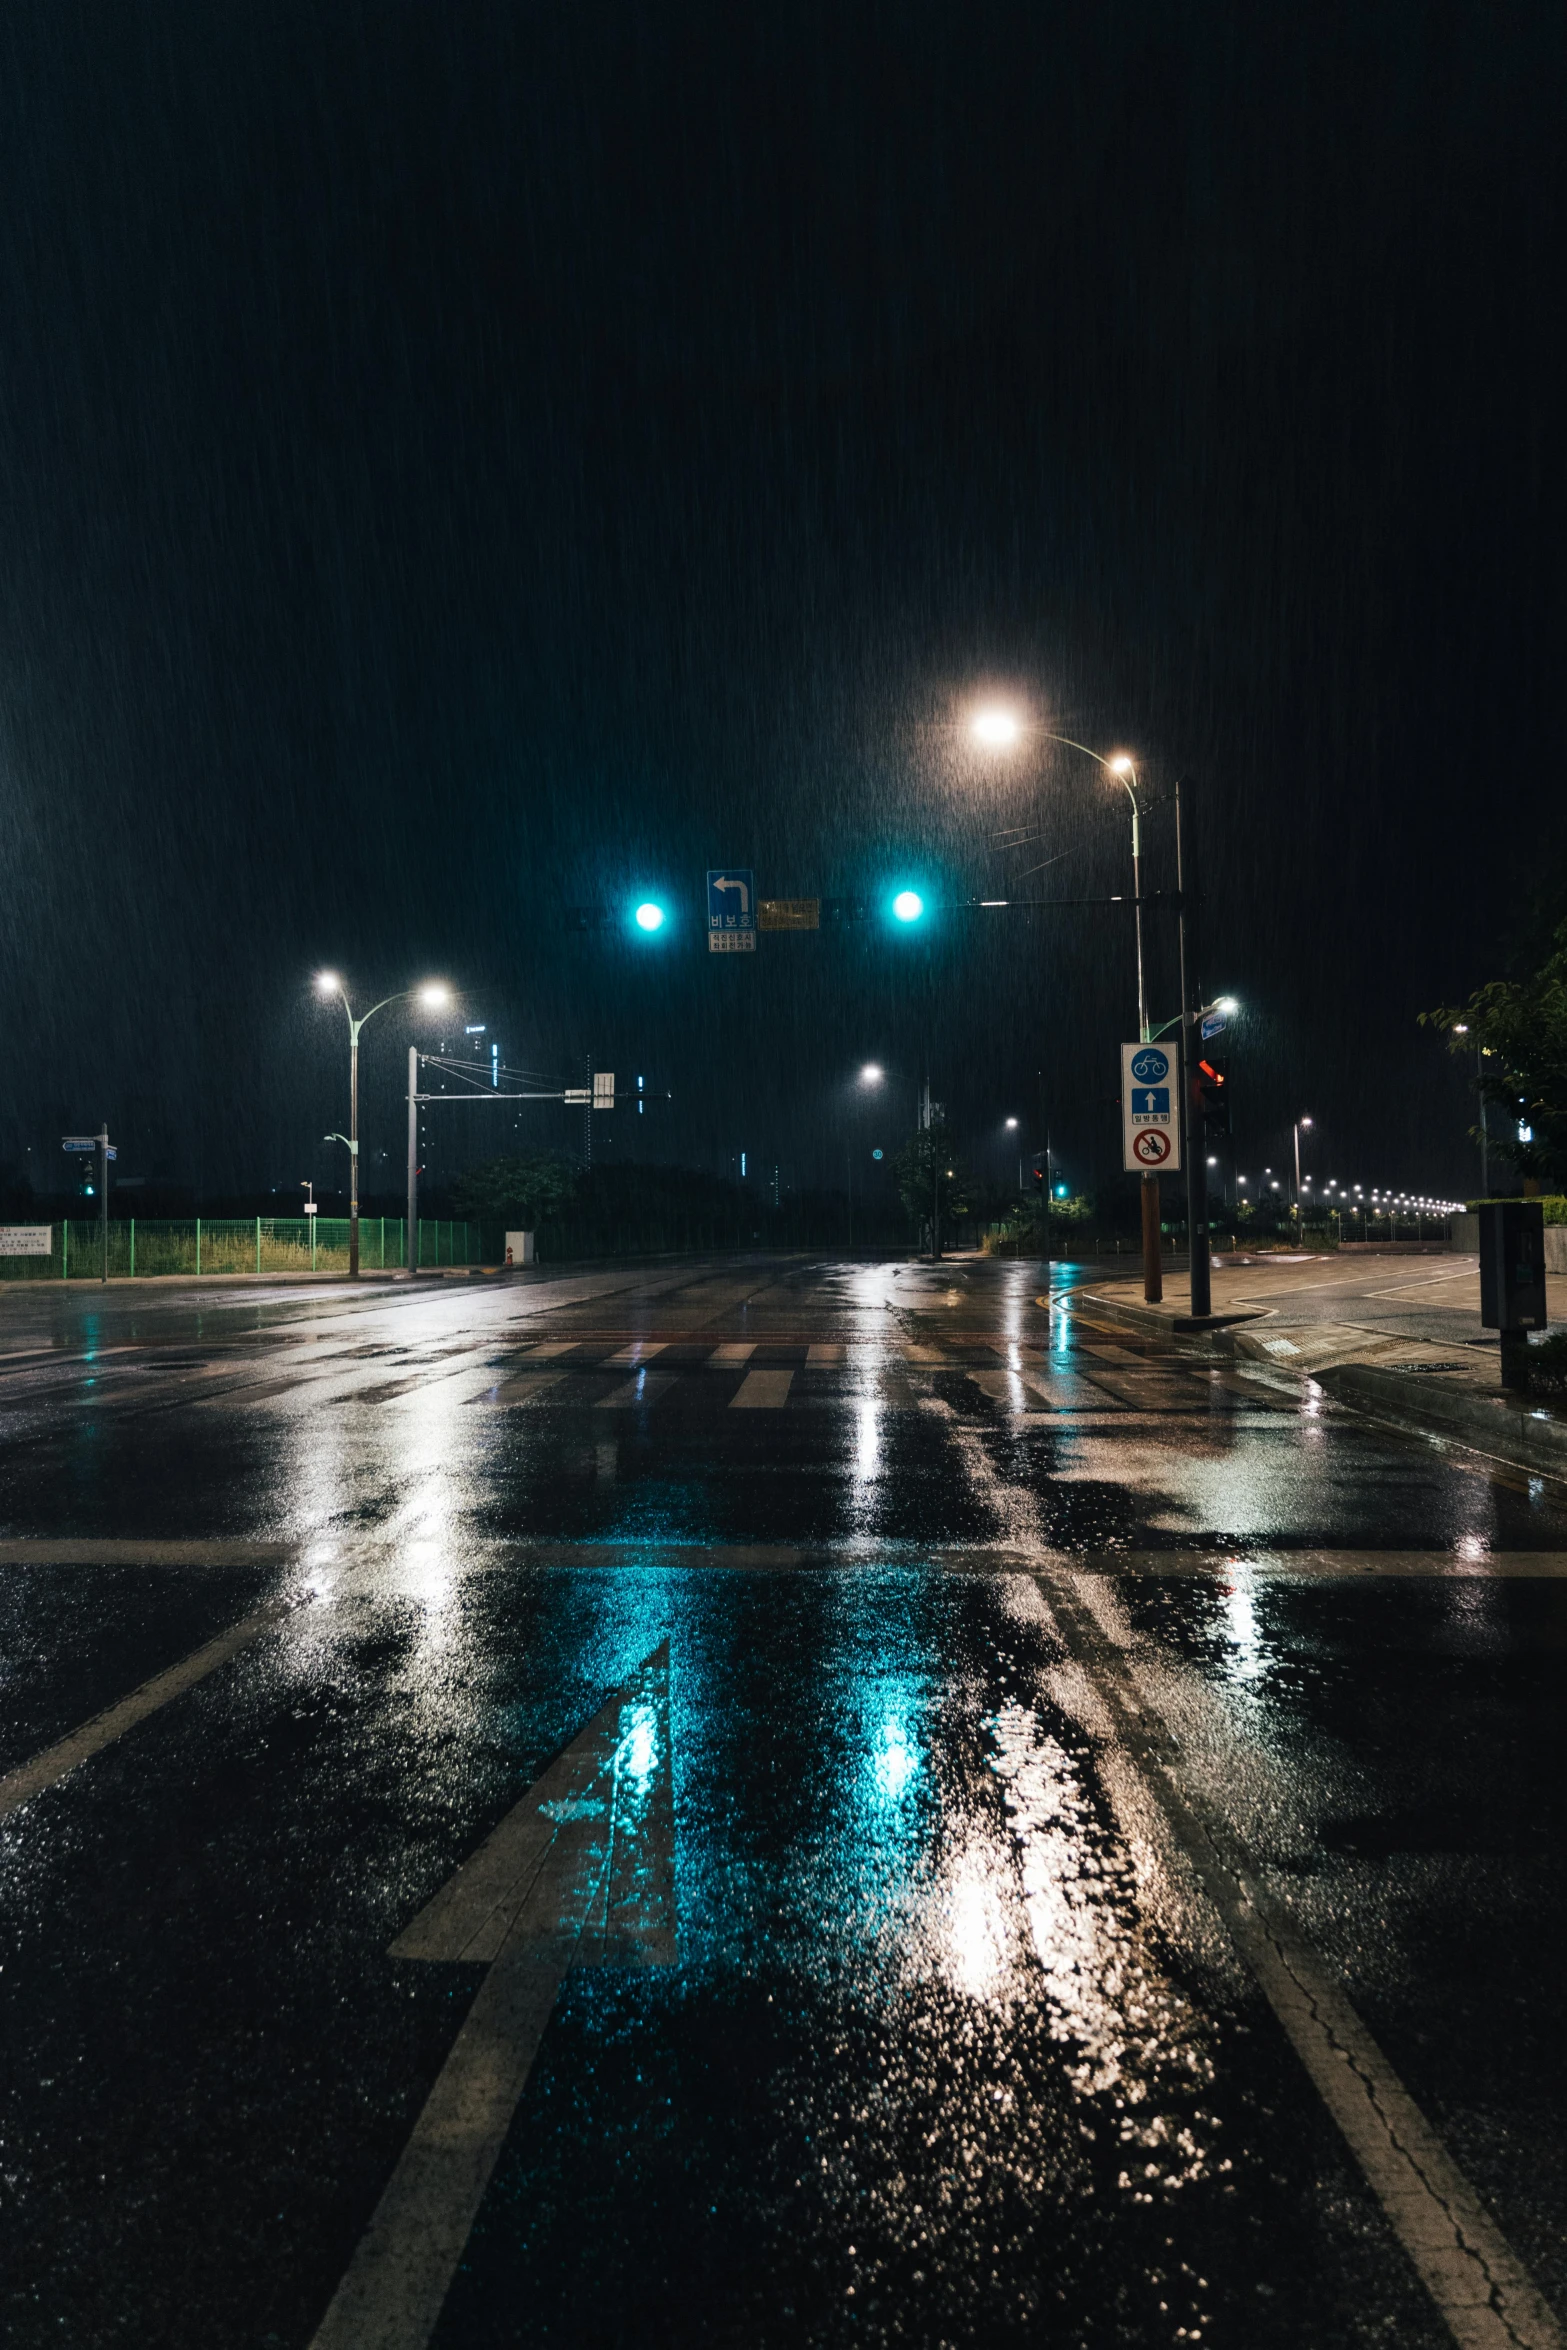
[711,874,750,914]
[310,1642,676,2350]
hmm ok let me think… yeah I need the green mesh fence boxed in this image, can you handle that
[0,1218,485,1280]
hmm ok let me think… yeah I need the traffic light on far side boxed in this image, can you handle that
[1031,1156,1046,1192]
[1194,1055,1230,1135]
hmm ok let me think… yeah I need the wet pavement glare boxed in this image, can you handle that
[0,1254,1563,2348]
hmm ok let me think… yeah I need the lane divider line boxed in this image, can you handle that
[0,1599,294,1822]
[1040,1569,1563,2350]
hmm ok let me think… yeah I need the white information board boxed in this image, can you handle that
[1121,1043,1182,1174]
[0,1226,52,1257]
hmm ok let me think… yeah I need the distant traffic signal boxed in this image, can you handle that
[1031,1156,1046,1191]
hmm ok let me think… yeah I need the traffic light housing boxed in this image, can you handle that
[1031,1156,1046,1192]
[1194,1054,1230,1135]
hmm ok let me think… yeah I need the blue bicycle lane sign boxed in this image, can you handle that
[1121,1041,1181,1172]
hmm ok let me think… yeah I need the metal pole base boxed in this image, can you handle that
[1499,1331,1532,1392]
[1140,1175,1163,1305]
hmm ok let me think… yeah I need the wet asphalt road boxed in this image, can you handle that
[1,1254,1564,2350]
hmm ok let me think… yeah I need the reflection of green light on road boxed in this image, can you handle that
[620,1702,658,1792]
[871,1708,919,1801]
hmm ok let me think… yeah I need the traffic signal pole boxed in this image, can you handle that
[1175,777,1212,1320]
[1128,800,1162,1306]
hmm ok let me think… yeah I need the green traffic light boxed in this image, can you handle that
[891,890,924,923]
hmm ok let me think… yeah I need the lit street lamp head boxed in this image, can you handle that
[417,983,452,1009]
[971,707,1021,749]
[859,1063,884,1084]
[1107,752,1135,775]
[315,971,341,996]
[1004,1117,1018,1129]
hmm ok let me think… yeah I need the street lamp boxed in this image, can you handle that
[971,710,1161,1302]
[1292,1115,1313,1238]
[317,974,452,1278]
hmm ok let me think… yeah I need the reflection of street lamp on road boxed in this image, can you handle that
[317,974,452,1278]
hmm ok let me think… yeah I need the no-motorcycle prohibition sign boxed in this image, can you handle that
[1121,1041,1182,1173]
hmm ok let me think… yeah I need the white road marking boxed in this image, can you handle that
[309,1646,675,2350]
[603,1342,667,1366]
[709,1341,757,1361]
[805,1344,843,1364]
[1044,1571,1563,2350]
[486,1372,569,1405]
[0,1599,293,1821]
[0,1538,294,1566]
[729,1369,794,1408]
[594,1372,676,1409]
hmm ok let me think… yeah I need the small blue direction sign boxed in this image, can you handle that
[706,869,757,954]
[1120,1043,1181,1173]
[1201,1010,1228,1042]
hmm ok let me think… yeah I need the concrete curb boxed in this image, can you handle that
[1077,1284,1567,1482]
[1315,1362,1567,1479]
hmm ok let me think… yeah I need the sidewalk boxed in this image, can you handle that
[1081,1251,1567,1481]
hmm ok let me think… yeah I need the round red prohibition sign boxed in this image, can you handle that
[1132,1128,1173,1166]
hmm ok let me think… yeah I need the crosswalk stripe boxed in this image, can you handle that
[602,1343,667,1367]
[490,1372,569,1405]
[806,1344,843,1364]
[594,1372,677,1409]
[729,1369,795,1409]
[709,1342,757,1361]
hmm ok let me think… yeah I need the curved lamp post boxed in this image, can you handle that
[316,975,452,1277]
[971,712,1160,1300]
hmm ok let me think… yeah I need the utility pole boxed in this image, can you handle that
[920,1077,940,1262]
[97,1123,110,1284]
[1128,785,1163,1307]
[406,1046,419,1278]
[1175,778,1211,1320]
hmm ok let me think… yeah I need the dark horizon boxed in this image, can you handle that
[2,4,1561,1211]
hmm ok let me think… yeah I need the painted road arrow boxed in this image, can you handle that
[310,1641,676,2350]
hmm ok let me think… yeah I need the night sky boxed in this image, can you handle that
[1,3,1561,1209]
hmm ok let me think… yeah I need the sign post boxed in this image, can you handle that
[62,1129,116,1283]
[706,869,757,953]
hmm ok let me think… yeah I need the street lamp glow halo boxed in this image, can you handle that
[315,971,341,995]
[971,707,1022,749]
[891,890,924,923]
[860,1063,884,1084]
[634,902,666,932]
[417,983,452,1008]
